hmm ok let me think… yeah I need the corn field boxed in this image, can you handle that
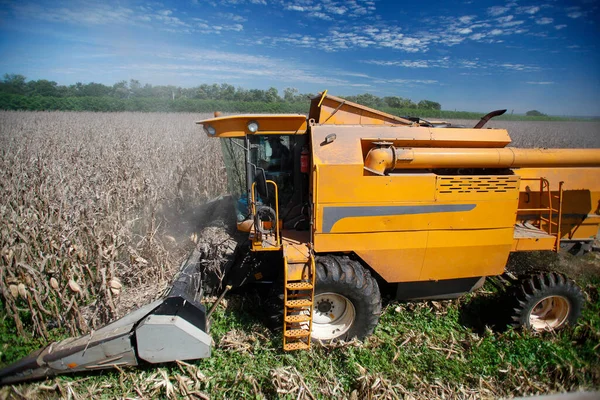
[0,111,227,339]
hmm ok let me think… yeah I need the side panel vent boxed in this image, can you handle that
[436,176,520,198]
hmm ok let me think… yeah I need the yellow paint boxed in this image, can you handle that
[421,229,513,280]
[197,114,307,137]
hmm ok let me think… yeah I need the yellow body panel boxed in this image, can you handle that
[309,93,413,126]
[315,231,428,281]
[421,228,513,280]
[197,114,307,137]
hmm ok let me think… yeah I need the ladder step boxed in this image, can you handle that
[283,342,310,351]
[285,299,313,308]
[284,329,310,338]
[285,314,312,323]
[286,282,313,290]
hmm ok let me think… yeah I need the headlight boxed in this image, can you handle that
[247,121,259,133]
[204,125,216,135]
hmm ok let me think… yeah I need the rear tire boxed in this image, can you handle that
[312,255,382,342]
[511,272,584,331]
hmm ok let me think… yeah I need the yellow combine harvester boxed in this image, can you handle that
[2,92,600,384]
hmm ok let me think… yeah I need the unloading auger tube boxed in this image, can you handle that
[0,249,211,385]
[364,146,600,175]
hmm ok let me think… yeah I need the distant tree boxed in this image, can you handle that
[383,96,416,109]
[347,93,383,109]
[112,80,130,98]
[2,74,27,95]
[26,79,59,97]
[248,89,266,102]
[129,79,142,97]
[265,87,279,103]
[81,82,112,97]
[526,110,546,116]
[220,83,236,101]
[283,87,300,102]
[417,100,442,110]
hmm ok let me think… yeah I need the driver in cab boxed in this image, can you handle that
[261,136,291,172]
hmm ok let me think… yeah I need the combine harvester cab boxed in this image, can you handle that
[2,92,600,385]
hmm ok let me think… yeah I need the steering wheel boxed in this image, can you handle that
[254,205,277,234]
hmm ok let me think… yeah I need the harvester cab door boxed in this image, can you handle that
[249,134,309,231]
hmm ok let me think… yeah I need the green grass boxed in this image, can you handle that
[1,255,599,399]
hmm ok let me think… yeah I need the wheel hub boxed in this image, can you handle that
[311,293,356,341]
[316,299,333,314]
[529,295,571,331]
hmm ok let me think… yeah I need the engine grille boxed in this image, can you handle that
[437,176,520,195]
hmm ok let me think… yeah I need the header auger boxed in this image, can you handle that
[2,92,600,385]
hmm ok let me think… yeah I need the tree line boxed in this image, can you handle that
[0,74,441,111]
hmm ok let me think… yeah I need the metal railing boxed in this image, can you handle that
[517,177,564,252]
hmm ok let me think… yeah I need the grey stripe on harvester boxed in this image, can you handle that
[322,204,477,233]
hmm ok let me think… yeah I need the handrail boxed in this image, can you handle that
[516,177,564,252]
[250,180,281,249]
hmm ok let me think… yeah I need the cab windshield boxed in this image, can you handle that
[250,135,294,212]
[220,135,295,222]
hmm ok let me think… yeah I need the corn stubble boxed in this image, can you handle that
[0,111,227,338]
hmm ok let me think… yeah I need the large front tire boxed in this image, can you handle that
[312,255,382,342]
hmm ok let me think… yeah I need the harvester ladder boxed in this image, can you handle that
[282,254,315,351]
[518,178,564,252]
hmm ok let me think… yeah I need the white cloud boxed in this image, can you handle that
[286,5,308,12]
[488,6,509,16]
[363,60,432,68]
[490,29,504,35]
[518,6,540,15]
[554,24,567,30]
[526,81,554,85]
[135,49,366,87]
[283,0,375,19]
[500,20,524,28]
[501,63,540,72]
[458,15,476,24]
[567,11,583,19]
[387,79,438,85]
[11,3,139,26]
[326,5,347,15]
[217,12,247,22]
[309,12,333,20]
[535,17,553,25]
[497,15,514,23]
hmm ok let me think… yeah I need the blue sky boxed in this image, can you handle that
[0,0,598,115]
